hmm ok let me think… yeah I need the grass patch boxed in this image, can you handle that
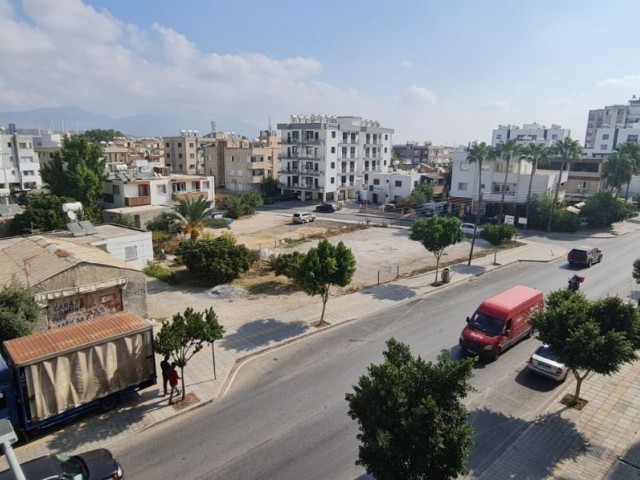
[144,261,177,283]
[234,270,298,296]
[561,394,588,410]
[280,237,311,247]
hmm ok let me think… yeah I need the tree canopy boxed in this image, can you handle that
[145,210,183,235]
[633,258,640,284]
[581,192,631,227]
[531,290,640,401]
[40,135,106,223]
[0,278,41,342]
[226,191,264,219]
[294,239,356,325]
[409,216,464,283]
[13,194,71,234]
[408,183,435,204]
[174,195,213,239]
[481,223,516,265]
[80,129,124,143]
[548,137,582,231]
[465,142,495,264]
[521,142,551,222]
[154,307,225,402]
[345,338,475,480]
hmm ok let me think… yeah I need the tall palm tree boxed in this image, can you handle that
[602,152,633,198]
[494,139,521,216]
[615,142,640,199]
[548,137,582,231]
[465,142,495,265]
[174,195,213,240]
[521,142,551,225]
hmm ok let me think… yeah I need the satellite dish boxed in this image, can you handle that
[67,211,77,221]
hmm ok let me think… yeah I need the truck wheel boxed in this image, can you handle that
[99,393,120,412]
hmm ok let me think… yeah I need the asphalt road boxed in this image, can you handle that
[113,231,639,480]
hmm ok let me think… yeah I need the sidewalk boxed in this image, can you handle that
[3,218,640,479]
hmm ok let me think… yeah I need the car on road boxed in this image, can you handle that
[292,212,315,224]
[315,203,336,213]
[0,448,123,480]
[461,223,484,237]
[567,246,602,267]
[527,344,569,382]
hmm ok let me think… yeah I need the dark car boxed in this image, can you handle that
[567,246,603,267]
[0,449,123,480]
[315,203,336,213]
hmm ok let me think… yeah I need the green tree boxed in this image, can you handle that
[154,307,225,402]
[581,192,630,227]
[521,142,550,224]
[548,137,582,231]
[633,258,640,284]
[112,213,135,227]
[261,176,281,198]
[80,129,124,143]
[615,142,640,200]
[175,234,252,285]
[13,194,71,233]
[410,216,464,284]
[531,290,640,401]
[294,239,356,325]
[345,338,475,480]
[174,195,213,240]
[145,211,183,235]
[40,135,106,223]
[408,183,435,204]
[226,191,264,219]
[602,151,633,198]
[481,223,516,265]
[465,142,495,265]
[0,278,41,342]
[494,139,521,216]
[271,251,305,278]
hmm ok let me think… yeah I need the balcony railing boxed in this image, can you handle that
[281,167,324,175]
[125,195,151,207]
[282,138,324,145]
[280,153,325,161]
[172,191,208,202]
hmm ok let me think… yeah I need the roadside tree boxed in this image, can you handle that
[174,195,213,240]
[175,233,252,286]
[615,141,640,199]
[481,224,516,265]
[531,290,640,403]
[13,194,71,234]
[633,258,640,284]
[409,216,464,284]
[261,176,281,200]
[40,135,106,223]
[521,142,550,223]
[154,307,225,401]
[345,338,475,480]
[580,192,631,227]
[548,137,582,231]
[465,142,495,264]
[602,152,633,198]
[495,139,521,216]
[0,278,41,342]
[271,251,305,279]
[226,191,264,219]
[294,239,356,325]
[408,183,434,204]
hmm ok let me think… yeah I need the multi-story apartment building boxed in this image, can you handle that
[277,115,394,202]
[0,130,42,191]
[391,142,454,169]
[223,131,280,192]
[585,97,640,148]
[33,131,63,169]
[492,123,569,147]
[368,170,422,204]
[163,131,199,174]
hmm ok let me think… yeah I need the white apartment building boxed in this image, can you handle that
[492,123,570,147]
[585,97,640,149]
[367,170,422,204]
[588,124,640,153]
[277,115,394,202]
[0,131,42,191]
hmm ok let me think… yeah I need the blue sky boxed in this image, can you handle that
[1,0,639,144]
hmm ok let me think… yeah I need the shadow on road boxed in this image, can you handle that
[514,367,565,393]
[221,318,310,352]
[361,283,417,301]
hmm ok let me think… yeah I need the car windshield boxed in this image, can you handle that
[535,345,561,362]
[468,312,504,336]
[56,454,88,480]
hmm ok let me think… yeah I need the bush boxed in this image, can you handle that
[145,211,182,235]
[226,191,264,219]
[270,252,305,278]
[112,213,135,227]
[551,210,581,232]
[581,192,631,227]
[144,261,176,283]
[152,231,182,255]
[0,279,41,341]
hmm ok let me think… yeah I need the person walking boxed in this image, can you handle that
[160,354,171,396]
[168,362,181,405]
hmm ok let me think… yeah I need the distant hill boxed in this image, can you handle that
[0,106,259,138]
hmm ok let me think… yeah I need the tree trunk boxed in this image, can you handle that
[525,162,537,227]
[500,158,509,216]
[434,255,441,284]
[626,181,631,201]
[572,368,589,401]
[180,366,186,401]
[494,248,498,265]
[547,161,565,232]
[468,164,483,265]
[319,288,329,324]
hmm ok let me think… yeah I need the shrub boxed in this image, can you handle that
[144,261,176,283]
[270,252,306,278]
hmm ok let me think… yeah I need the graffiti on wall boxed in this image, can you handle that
[48,287,123,328]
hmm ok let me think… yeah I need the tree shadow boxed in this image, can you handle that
[360,283,417,301]
[221,318,310,352]
[451,263,487,277]
[514,367,565,393]
[467,407,588,478]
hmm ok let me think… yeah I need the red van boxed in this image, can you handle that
[459,285,543,360]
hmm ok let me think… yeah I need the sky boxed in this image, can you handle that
[1,0,640,144]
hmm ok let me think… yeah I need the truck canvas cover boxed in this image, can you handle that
[2,312,154,422]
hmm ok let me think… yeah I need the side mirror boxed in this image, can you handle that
[466,316,470,323]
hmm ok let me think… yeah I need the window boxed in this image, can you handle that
[628,135,638,143]
[113,185,121,195]
[165,142,169,148]
[384,147,387,153]
[18,142,27,149]
[332,131,336,138]
[331,147,336,153]
[178,142,182,147]
[602,134,609,140]
[395,180,402,187]
[331,177,335,184]
[166,153,171,158]
[189,142,194,148]
[202,181,209,189]
[157,185,167,194]
[600,145,608,150]
[551,134,558,140]
[384,135,388,140]
[178,153,183,158]
[189,153,194,159]
[373,179,380,185]
[125,246,138,260]
[458,182,468,191]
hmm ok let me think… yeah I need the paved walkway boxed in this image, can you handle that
[4,217,640,480]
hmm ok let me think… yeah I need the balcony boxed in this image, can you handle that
[280,167,324,176]
[125,195,151,207]
[282,138,324,145]
[280,153,324,161]
[172,190,209,202]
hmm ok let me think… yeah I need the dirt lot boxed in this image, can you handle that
[147,211,488,326]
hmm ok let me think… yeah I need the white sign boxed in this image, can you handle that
[518,217,528,226]
[504,215,515,225]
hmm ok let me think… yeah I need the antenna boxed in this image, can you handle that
[268,116,272,132]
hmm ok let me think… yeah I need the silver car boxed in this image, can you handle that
[527,344,569,382]
[461,223,484,237]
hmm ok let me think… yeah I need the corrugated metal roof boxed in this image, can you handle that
[3,312,151,367]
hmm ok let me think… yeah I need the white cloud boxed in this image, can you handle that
[597,75,640,87]
[479,101,510,111]
[401,61,412,68]
[546,99,572,108]
[402,85,437,104]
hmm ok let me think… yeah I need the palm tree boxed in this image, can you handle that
[615,142,640,199]
[494,139,521,216]
[602,152,633,198]
[548,138,582,231]
[174,195,213,240]
[521,142,551,225]
[465,141,495,265]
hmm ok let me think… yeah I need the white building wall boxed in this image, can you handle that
[91,231,154,269]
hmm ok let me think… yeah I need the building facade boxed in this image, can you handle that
[222,131,280,192]
[277,115,394,202]
[492,123,570,147]
[163,131,199,174]
[585,97,640,149]
[0,132,42,191]
[367,171,422,204]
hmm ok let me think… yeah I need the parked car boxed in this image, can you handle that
[527,344,569,382]
[315,203,336,213]
[295,191,313,201]
[0,448,123,480]
[292,212,315,224]
[461,223,484,237]
[567,246,602,267]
